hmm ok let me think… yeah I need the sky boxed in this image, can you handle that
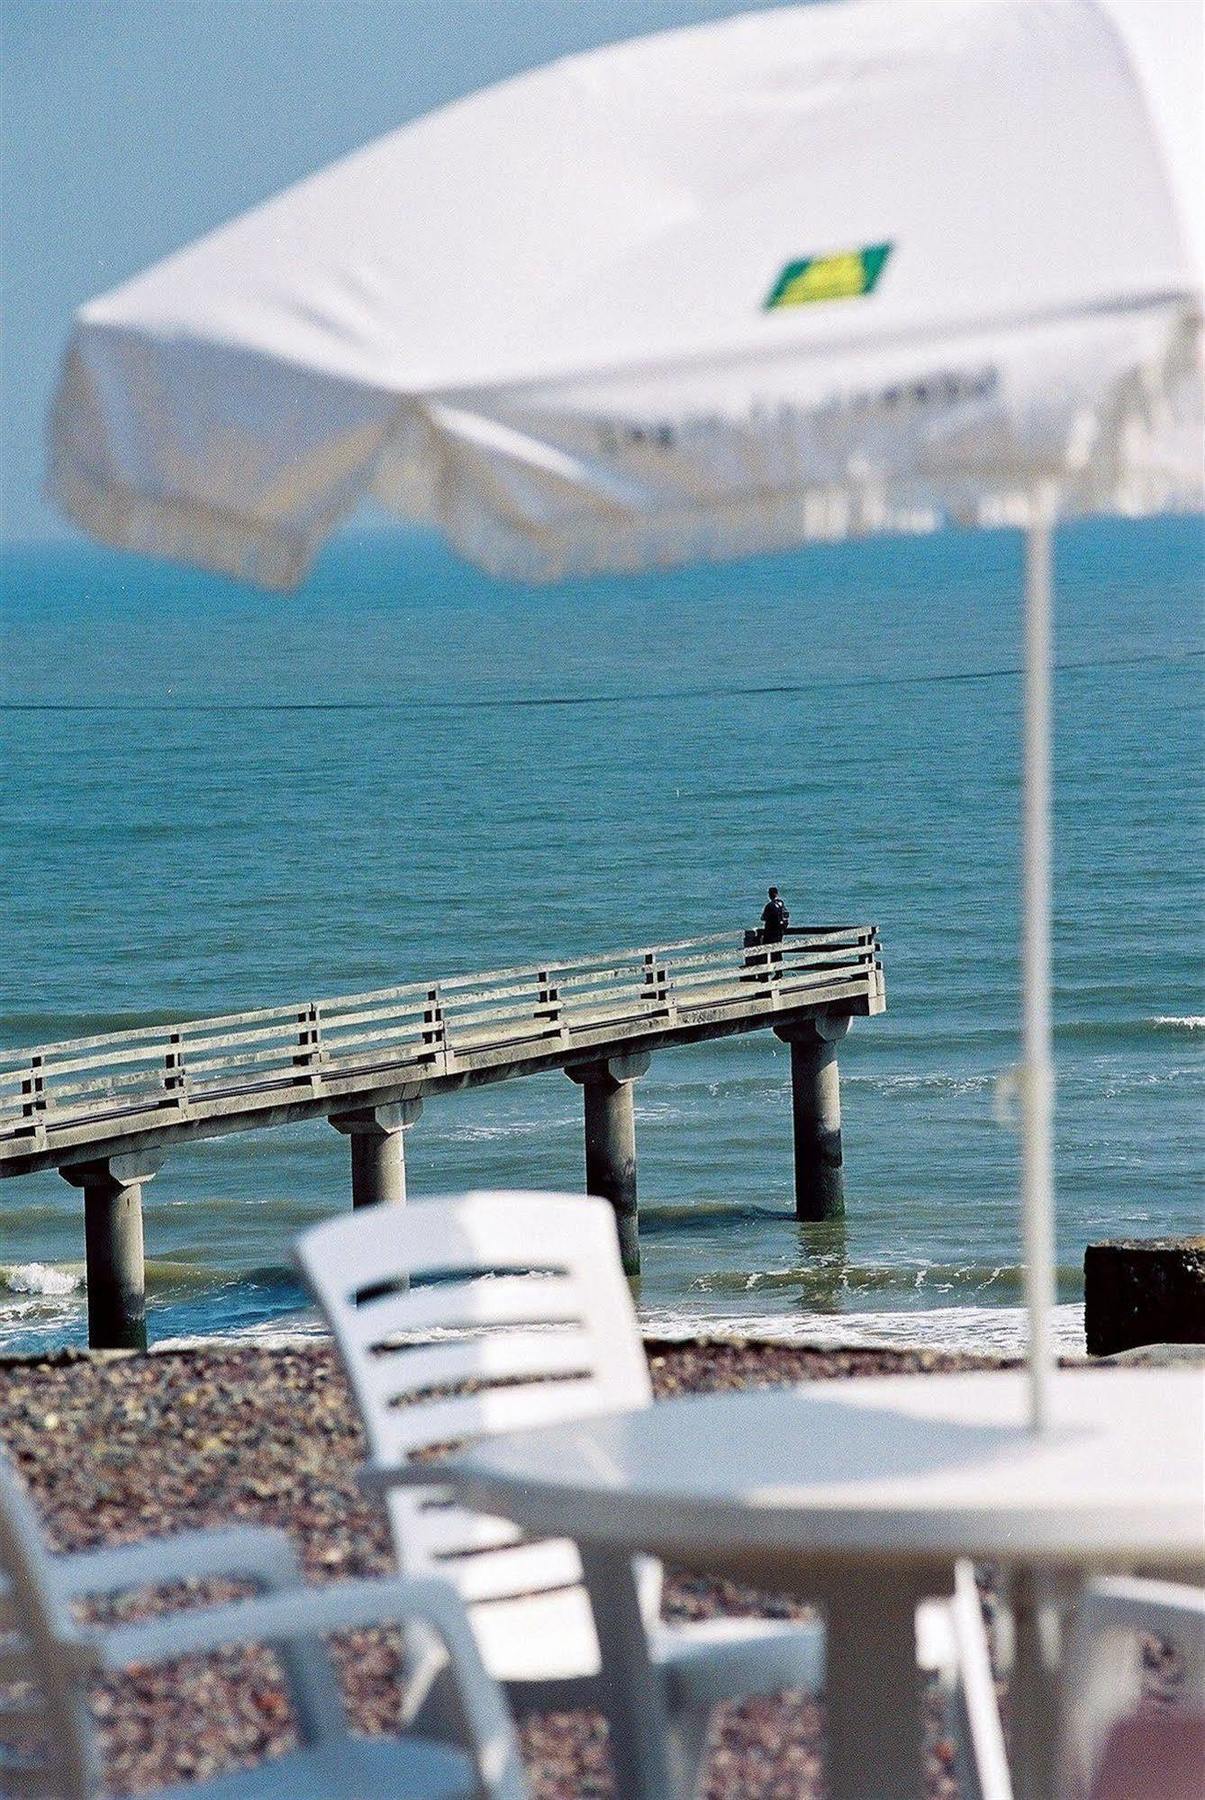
[2,0,811,547]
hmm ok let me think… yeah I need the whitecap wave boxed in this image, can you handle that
[447,1118,575,1143]
[3,1263,81,1297]
[638,1301,1087,1359]
[10,1299,1089,1363]
[850,1071,998,1096]
[155,1311,327,1352]
[1148,1015,1205,1032]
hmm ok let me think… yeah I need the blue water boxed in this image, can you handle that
[1,517,1202,1354]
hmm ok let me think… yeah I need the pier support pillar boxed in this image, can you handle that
[61,1153,163,1351]
[567,1053,651,1278]
[330,1100,422,1209]
[775,1015,850,1222]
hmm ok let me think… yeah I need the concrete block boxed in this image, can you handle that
[1084,1237,1205,1357]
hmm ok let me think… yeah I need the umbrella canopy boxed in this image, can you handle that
[51,0,1201,589]
[48,0,1203,1429]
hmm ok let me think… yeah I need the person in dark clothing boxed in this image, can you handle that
[761,886,789,942]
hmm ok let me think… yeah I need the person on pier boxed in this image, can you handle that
[761,886,789,943]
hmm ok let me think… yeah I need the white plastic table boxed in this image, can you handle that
[432,1368,1204,1800]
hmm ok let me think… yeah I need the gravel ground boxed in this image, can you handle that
[1,1338,1015,1797]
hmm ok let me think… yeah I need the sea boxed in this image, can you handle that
[1,515,1201,1358]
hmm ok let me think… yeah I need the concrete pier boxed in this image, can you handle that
[330,1100,422,1208]
[567,1053,651,1277]
[6,927,884,1347]
[60,1153,163,1350]
[776,1014,849,1222]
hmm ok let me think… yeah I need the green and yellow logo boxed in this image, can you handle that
[764,242,892,310]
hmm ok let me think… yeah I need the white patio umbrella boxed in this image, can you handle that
[48,0,1202,1430]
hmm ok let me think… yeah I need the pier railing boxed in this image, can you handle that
[0,926,881,1164]
[1,923,885,1347]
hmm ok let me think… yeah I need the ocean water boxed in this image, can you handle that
[1,516,1201,1356]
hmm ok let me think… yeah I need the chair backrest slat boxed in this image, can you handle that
[340,1274,588,1346]
[296,1191,656,1614]
[411,1505,524,1561]
[352,1324,604,1401]
[413,1537,585,1607]
[361,1373,615,1467]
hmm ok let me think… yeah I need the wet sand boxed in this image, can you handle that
[1,1338,1013,1798]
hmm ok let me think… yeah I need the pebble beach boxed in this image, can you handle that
[1,1337,1016,1799]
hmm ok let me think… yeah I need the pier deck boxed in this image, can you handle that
[1,925,884,1346]
[1,927,882,1174]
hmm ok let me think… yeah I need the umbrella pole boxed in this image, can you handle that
[1022,491,1057,1433]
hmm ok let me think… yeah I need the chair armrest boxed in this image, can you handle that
[396,1576,528,1800]
[52,1636,113,1678]
[358,1460,446,1496]
[85,1574,423,1668]
[947,1560,1014,1800]
[59,1526,349,1746]
[54,1526,304,1602]
[86,1573,525,1798]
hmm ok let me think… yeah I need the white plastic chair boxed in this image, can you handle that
[920,1563,1014,1800]
[922,1570,1205,1800]
[295,1190,826,1797]
[0,1445,526,1799]
[1058,1576,1205,1800]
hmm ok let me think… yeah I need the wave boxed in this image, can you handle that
[142,1260,301,1295]
[849,1071,998,1097]
[639,1301,1088,1358]
[1042,1015,1205,1047]
[13,1300,1086,1362]
[2,1262,81,1297]
[1,1258,300,1301]
[0,1010,197,1047]
[640,1199,792,1228]
[686,1260,1077,1302]
[0,1270,313,1358]
[845,1062,1203,1105]
[446,1117,576,1144]
[156,1311,328,1353]
[0,1266,90,1353]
